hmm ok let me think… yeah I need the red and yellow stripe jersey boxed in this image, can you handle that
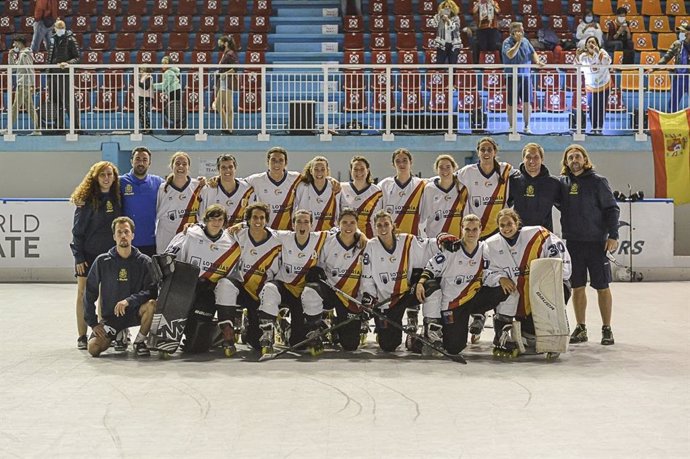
[294,181,339,231]
[456,162,512,239]
[274,230,328,297]
[318,232,364,312]
[199,178,255,227]
[339,182,383,238]
[379,176,426,235]
[420,178,468,238]
[155,177,203,253]
[229,227,282,300]
[245,170,302,230]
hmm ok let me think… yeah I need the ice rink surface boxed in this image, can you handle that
[0,282,688,459]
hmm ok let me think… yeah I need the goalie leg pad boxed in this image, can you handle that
[529,258,570,354]
[150,261,199,349]
[183,317,219,353]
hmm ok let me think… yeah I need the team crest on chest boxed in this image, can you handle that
[118,269,128,282]
[526,185,535,197]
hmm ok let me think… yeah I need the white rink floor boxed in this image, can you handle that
[1,282,688,459]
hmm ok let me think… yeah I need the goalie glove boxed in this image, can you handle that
[436,232,462,252]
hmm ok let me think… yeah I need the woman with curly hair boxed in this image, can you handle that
[70,160,122,349]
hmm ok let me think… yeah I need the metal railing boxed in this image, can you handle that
[1,63,688,142]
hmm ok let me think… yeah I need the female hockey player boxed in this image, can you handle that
[420,154,467,238]
[163,204,242,356]
[199,154,255,227]
[70,160,121,350]
[294,156,339,231]
[483,208,571,357]
[378,148,427,235]
[415,214,508,355]
[155,151,203,253]
[339,155,382,238]
[361,210,438,352]
[456,137,513,337]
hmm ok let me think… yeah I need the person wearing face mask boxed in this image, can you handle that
[47,19,81,132]
[212,36,238,134]
[4,36,41,135]
[575,10,604,49]
[576,36,612,134]
[604,7,633,64]
[653,23,690,113]
[430,0,463,65]
[31,0,57,52]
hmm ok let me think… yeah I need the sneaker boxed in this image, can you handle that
[523,126,532,134]
[601,326,615,345]
[113,330,130,352]
[469,314,485,336]
[569,324,588,344]
[134,341,151,357]
[77,335,88,350]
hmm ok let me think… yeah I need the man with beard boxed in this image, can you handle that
[83,217,157,357]
[120,146,164,257]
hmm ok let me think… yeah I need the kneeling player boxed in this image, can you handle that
[483,209,571,357]
[163,205,242,355]
[415,214,508,355]
[84,217,157,357]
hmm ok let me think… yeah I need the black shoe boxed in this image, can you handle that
[77,335,88,350]
[134,341,151,357]
[570,324,588,344]
[601,326,614,345]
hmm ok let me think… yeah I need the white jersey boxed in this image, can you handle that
[165,225,241,283]
[339,182,383,238]
[294,181,339,231]
[379,176,427,235]
[155,177,203,254]
[245,170,302,230]
[422,241,488,311]
[274,230,329,297]
[419,178,468,238]
[456,162,512,239]
[199,179,255,227]
[318,233,365,311]
[361,233,436,310]
[229,227,282,300]
[484,226,571,318]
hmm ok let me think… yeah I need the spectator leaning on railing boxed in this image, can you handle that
[153,56,184,132]
[652,23,690,113]
[3,36,41,136]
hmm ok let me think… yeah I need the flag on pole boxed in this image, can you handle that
[648,109,690,205]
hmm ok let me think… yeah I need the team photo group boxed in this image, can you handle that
[71,137,620,362]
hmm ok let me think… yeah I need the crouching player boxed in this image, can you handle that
[303,208,368,353]
[220,202,282,355]
[84,217,157,357]
[257,209,329,354]
[361,210,439,352]
[164,204,242,355]
[484,209,571,357]
[414,214,508,355]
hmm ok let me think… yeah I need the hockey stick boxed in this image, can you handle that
[259,294,397,362]
[327,284,467,364]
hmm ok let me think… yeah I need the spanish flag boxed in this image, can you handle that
[648,109,690,205]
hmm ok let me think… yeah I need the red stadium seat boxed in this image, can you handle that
[483,71,505,90]
[371,50,393,65]
[368,0,388,15]
[96,15,116,33]
[168,33,190,51]
[343,89,367,112]
[94,89,119,112]
[372,90,395,112]
[194,33,215,51]
[102,71,125,90]
[369,15,390,33]
[250,16,271,33]
[424,49,438,64]
[109,50,131,64]
[177,0,197,15]
[419,15,436,32]
[518,0,538,15]
[199,16,220,33]
[127,0,148,15]
[396,33,417,51]
[394,15,416,33]
[399,89,424,112]
[549,16,570,34]
[239,90,262,112]
[191,51,213,65]
[543,90,567,112]
[344,33,365,51]
[247,33,269,51]
[20,17,35,34]
[343,15,364,33]
[457,90,481,112]
[238,72,262,91]
[253,0,272,16]
[136,51,156,64]
[542,0,562,15]
[121,15,142,32]
[152,0,173,15]
[56,0,72,16]
[426,72,448,90]
[228,0,248,15]
[0,16,15,34]
[456,49,473,64]
[428,90,450,112]
[479,51,501,65]
[245,51,266,64]
[537,71,560,90]
[486,90,508,112]
[343,70,366,90]
[141,33,163,51]
[149,14,169,33]
[4,0,24,16]
[103,0,122,15]
[394,0,413,15]
[569,0,586,16]
[83,50,104,66]
[167,51,185,64]
[70,15,91,34]
[89,33,110,51]
[455,71,479,90]
[422,32,436,50]
[75,90,92,112]
[173,16,194,33]
[203,0,222,16]
[535,51,555,65]
[343,50,365,65]
[114,33,136,50]
[370,33,391,50]
[398,50,419,65]
[497,15,514,33]
[419,0,437,15]
[496,0,514,15]
[523,15,543,38]
[224,16,244,34]
[184,90,200,112]
[75,71,96,91]
[606,88,626,112]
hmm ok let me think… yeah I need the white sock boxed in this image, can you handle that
[134,332,147,344]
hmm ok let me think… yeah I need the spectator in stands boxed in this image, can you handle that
[6,36,41,136]
[653,23,690,113]
[501,22,542,134]
[137,67,153,134]
[472,0,501,61]
[70,161,122,350]
[31,0,57,52]
[47,20,81,132]
[431,0,463,65]
[576,9,604,50]
[153,56,184,133]
[120,147,164,257]
[577,36,611,134]
[213,36,238,135]
[605,7,633,64]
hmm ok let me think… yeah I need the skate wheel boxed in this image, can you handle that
[470,333,480,344]
[224,347,236,358]
[509,348,519,358]
[159,351,171,360]
[360,333,367,346]
[261,346,273,356]
[309,346,324,357]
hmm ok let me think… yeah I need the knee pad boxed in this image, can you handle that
[258,282,281,317]
[215,278,239,306]
[301,285,324,317]
[422,289,442,320]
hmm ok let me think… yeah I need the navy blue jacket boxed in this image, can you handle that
[70,191,121,264]
[559,169,620,242]
[83,247,156,327]
[509,164,560,232]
